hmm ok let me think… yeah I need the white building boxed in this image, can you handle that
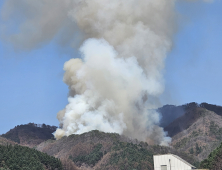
[153,154,197,170]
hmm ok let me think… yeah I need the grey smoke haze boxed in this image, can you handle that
[0,0,213,145]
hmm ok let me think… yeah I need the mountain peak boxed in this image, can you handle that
[1,123,57,147]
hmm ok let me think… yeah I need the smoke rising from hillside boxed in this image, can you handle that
[57,0,176,145]
[0,0,212,145]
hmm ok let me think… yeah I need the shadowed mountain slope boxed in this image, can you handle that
[200,102,222,116]
[158,102,222,128]
[164,107,205,137]
[158,104,185,128]
[1,123,57,147]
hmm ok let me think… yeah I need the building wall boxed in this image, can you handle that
[154,155,193,170]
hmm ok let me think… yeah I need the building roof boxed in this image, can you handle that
[154,154,196,168]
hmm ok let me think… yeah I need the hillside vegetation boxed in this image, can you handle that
[1,123,57,147]
[161,103,222,161]
[0,137,16,146]
[36,130,198,170]
[0,144,63,170]
[2,102,222,169]
[200,141,222,170]
[159,102,222,128]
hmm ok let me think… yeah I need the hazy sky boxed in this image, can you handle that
[0,0,222,134]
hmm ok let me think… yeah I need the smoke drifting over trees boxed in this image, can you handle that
[0,0,213,145]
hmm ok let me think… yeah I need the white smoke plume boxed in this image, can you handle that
[56,0,176,145]
[0,0,212,145]
[57,38,170,144]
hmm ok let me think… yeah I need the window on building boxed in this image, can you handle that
[161,165,167,170]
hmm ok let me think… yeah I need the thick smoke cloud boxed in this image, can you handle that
[185,0,213,2]
[0,0,212,145]
[1,0,79,49]
[56,38,170,144]
[58,0,175,145]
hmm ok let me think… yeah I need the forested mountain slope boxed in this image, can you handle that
[200,141,222,170]
[171,108,222,161]
[2,102,222,169]
[0,137,16,146]
[164,107,206,137]
[162,104,222,161]
[158,102,199,127]
[1,123,57,147]
[158,102,222,128]
[36,130,198,170]
[0,144,63,170]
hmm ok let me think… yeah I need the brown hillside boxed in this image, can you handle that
[0,136,17,146]
[200,141,222,170]
[170,109,222,161]
[36,130,198,170]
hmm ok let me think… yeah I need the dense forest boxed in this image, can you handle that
[105,141,153,170]
[200,141,222,170]
[70,141,154,170]
[0,144,63,170]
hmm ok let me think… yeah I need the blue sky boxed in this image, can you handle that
[163,0,222,105]
[0,0,222,134]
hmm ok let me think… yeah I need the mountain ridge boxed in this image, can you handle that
[36,130,199,170]
[0,123,57,148]
[158,102,222,128]
[162,104,222,161]
[1,102,222,169]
